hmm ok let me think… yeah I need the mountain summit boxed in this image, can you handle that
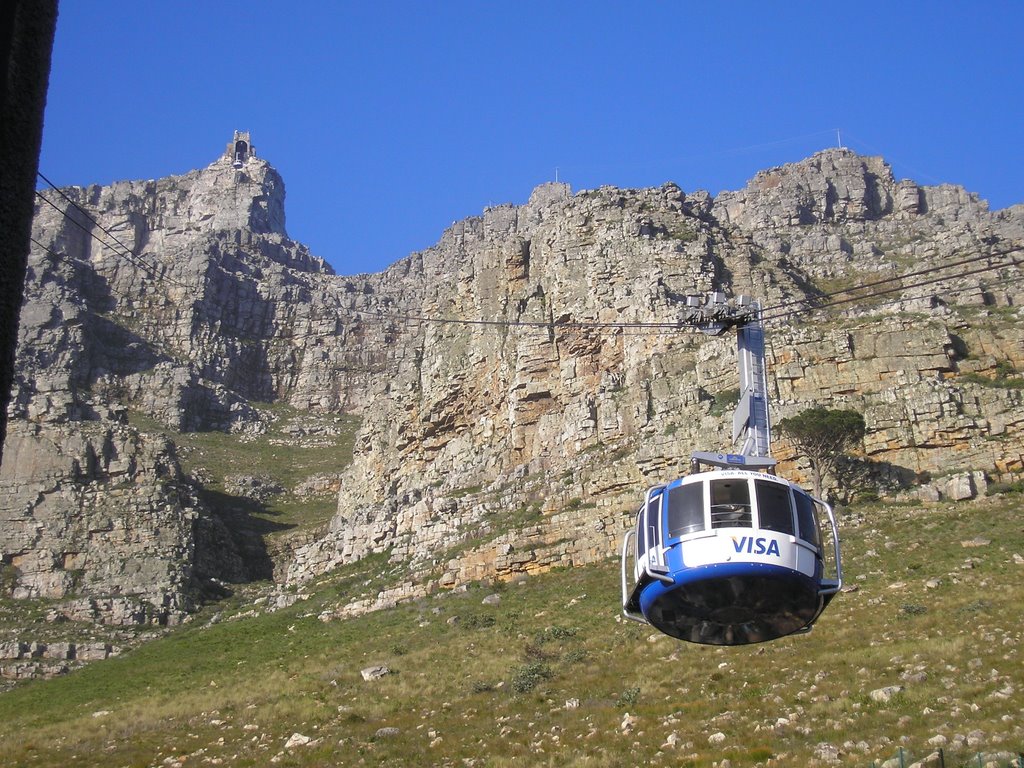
[2,135,1022,637]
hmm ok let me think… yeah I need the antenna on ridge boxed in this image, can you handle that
[837,129,844,149]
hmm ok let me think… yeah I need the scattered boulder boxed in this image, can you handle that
[620,713,638,733]
[943,472,979,501]
[293,473,344,498]
[869,685,905,703]
[360,664,391,682]
[813,742,842,763]
[961,536,992,548]
[224,474,284,502]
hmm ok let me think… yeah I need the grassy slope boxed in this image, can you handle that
[135,404,361,537]
[0,407,361,676]
[0,495,1021,767]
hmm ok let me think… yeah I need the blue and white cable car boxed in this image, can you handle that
[621,296,842,645]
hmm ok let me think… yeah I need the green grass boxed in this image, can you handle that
[1,495,1022,766]
[709,387,740,417]
[957,371,1024,390]
[130,403,360,533]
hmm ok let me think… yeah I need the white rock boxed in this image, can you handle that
[944,473,978,501]
[360,664,391,681]
[909,751,944,768]
[284,733,310,748]
[813,742,841,762]
[870,685,905,703]
[961,536,991,548]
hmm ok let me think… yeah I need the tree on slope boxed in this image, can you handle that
[776,407,866,500]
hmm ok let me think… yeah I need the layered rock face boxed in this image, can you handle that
[3,141,406,624]
[4,141,1023,626]
[289,150,1024,597]
[2,420,200,623]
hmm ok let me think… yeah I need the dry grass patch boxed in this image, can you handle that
[1,495,1022,766]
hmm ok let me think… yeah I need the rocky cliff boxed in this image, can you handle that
[3,139,1023,636]
[288,150,1024,611]
[3,138,401,632]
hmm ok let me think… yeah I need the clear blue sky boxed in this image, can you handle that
[39,1,1024,276]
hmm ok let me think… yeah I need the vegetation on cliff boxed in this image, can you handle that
[776,407,866,499]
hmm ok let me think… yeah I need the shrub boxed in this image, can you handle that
[618,685,640,708]
[523,643,551,661]
[709,388,740,417]
[562,647,588,664]
[986,480,1024,496]
[852,488,880,505]
[511,662,553,693]
[959,371,1024,389]
[994,359,1018,379]
[534,626,578,644]
[461,614,496,630]
[958,599,991,615]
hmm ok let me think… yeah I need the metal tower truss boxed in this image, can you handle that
[685,294,777,474]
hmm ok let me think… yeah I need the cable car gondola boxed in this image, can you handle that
[620,295,842,645]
